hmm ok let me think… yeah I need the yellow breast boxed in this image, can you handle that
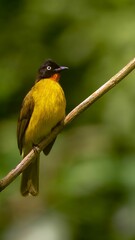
[24,78,66,146]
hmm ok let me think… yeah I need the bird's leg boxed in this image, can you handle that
[32,143,40,158]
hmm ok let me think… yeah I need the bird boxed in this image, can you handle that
[17,59,68,196]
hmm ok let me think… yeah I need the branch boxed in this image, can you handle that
[0,58,135,192]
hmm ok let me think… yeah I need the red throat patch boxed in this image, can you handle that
[51,73,60,82]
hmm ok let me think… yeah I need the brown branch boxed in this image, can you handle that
[0,58,135,192]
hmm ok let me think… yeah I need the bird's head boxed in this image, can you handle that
[36,59,68,82]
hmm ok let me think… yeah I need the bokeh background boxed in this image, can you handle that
[0,0,135,239]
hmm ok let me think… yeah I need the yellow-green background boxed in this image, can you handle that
[0,0,135,239]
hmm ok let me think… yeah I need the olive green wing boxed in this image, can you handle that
[17,92,34,155]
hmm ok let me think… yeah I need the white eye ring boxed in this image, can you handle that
[47,66,51,70]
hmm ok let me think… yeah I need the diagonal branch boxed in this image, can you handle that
[0,58,135,192]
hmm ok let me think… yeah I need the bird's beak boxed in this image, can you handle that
[54,66,68,73]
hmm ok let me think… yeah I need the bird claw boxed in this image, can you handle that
[32,144,39,156]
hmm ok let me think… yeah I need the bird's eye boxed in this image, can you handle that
[47,66,51,70]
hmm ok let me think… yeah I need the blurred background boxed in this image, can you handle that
[0,0,135,239]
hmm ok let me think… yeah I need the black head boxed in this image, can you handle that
[36,59,68,81]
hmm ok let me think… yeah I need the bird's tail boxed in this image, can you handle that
[21,156,39,196]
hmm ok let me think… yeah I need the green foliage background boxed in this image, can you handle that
[0,0,135,239]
